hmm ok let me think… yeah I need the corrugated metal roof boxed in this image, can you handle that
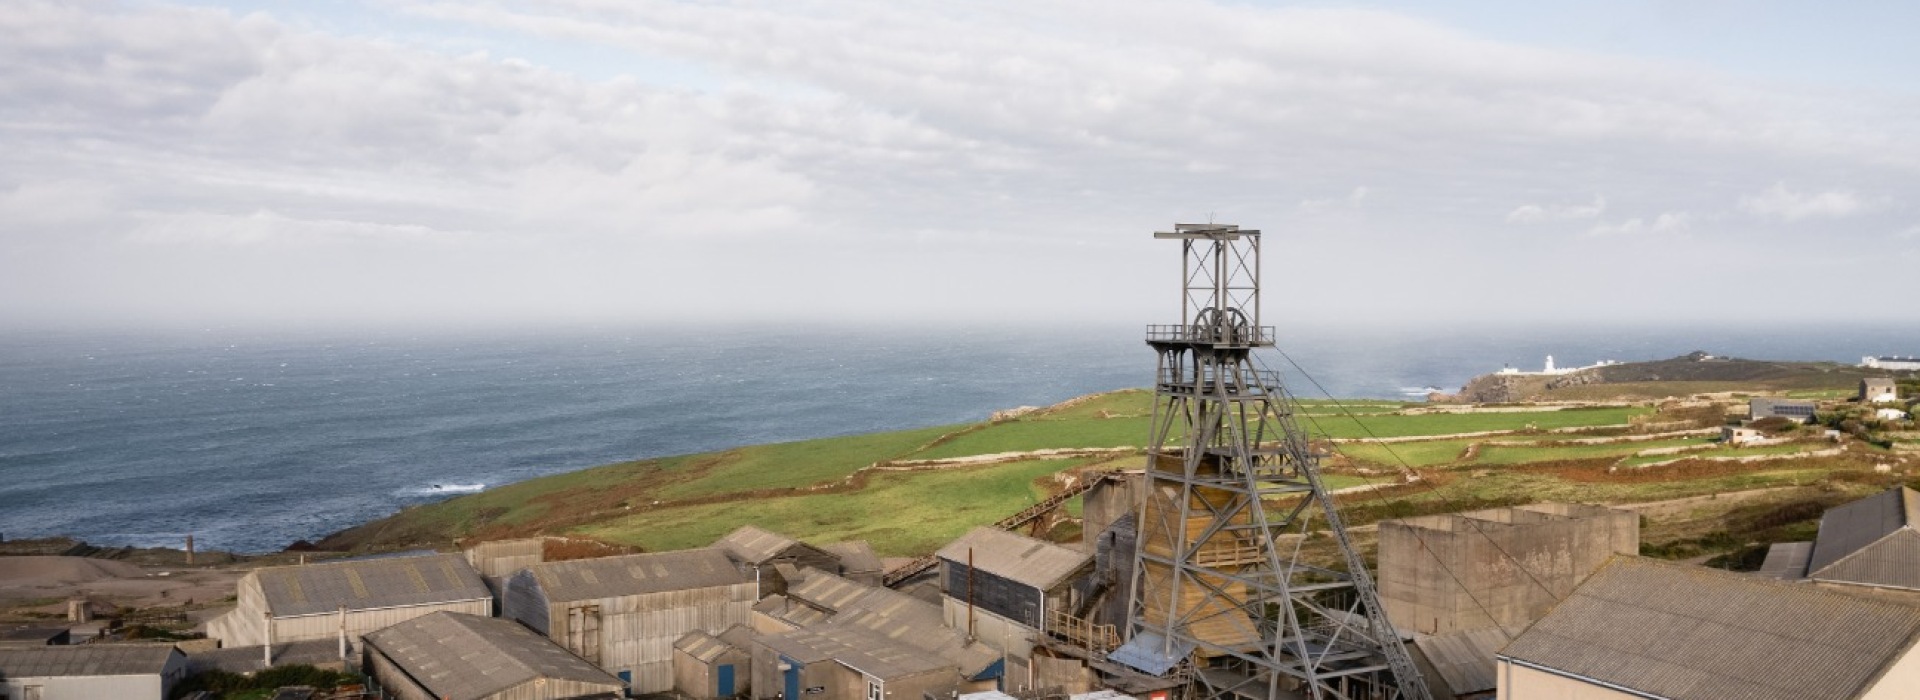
[364,611,621,700]
[252,553,490,618]
[523,548,748,602]
[1808,487,1920,589]
[1108,632,1192,676]
[758,624,952,680]
[1413,628,1507,696]
[1499,557,1920,700]
[0,644,180,677]
[772,571,997,677]
[936,527,1092,591]
[675,629,739,664]
[824,540,883,574]
[1757,541,1814,580]
[716,525,813,565]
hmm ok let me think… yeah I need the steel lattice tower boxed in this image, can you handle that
[1120,224,1429,700]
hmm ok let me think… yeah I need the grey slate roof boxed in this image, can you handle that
[936,527,1092,591]
[1413,628,1507,697]
[363,611,622,700]
[253,552,490,618]
[1499,557,1920,700]
[0,643,181,677]
[715,525,828,565]
[1756,541,1813,580]
[675,626,751,664]
[1807,487,1920,590]
[522,548,749,603]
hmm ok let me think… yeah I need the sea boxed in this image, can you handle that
[2,322,1914,553]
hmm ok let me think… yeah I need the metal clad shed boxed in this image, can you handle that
[0,643,188,700]
[672,625,753,699]
[206,553,493,648]
[362,611,623,700]
[1807,486,1920,591]
[936,527,1094,662]
[822,541,884,587]
[502,548,755,694]
[715,526,840,597]
[1497,556,1920,700]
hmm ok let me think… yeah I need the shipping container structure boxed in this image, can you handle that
[362,611,624,700]
[937,527,1094,663]
[503,548,755,694]
[673,624,755,699]
[0,643,187,700]
[205,553,493,649]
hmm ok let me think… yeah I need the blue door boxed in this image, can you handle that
[718,663,736,697]
[782,655,801,700]
[618,670,632,698]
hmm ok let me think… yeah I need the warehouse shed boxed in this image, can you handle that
[714,526,841,597]
[1803,486,1920,592]
[673,624,754,699]
[466,538,548,604]
[0,643,187,700]
[821,541,883,587]
[750,571,1003,700]
[1497,557,1920,700]
[503,548,755,694]
[937,527,1093,662]
[362,611,623,700]
[206,553,493,648]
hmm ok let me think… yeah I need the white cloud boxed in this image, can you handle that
[1738,183,1866,221]
[2,0,1919,326]
[1507,195,1606,224]
[1587,212,1691,237]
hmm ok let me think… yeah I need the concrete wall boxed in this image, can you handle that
[942,597,1034,659]
[1379,504,1637,636]
[1495,661,1640,700]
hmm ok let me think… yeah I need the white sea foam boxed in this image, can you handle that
[400,483,485,496]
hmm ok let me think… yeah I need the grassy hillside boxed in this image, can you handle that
[321,356,1914,569]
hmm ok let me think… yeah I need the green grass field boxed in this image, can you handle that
[656,424,962,499]
[1305,406,1652,439]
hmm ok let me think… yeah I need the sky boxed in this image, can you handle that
[3,0,1918,330]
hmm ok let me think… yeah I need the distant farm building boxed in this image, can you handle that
[1748,397,1816,423]
[1863,356,1920,371]
[1721,425,1771,446]
[1496,557,1920,700]
[672,625,754,699]
[937,527,1096,667]
[502,548,754,694]
[0,644,187,700]
[1863,378,1900,404]
[362,611,624,700]
[1377,503,1638,637]
[205,553,492,649]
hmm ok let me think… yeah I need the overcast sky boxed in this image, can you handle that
[3,1,1917,330]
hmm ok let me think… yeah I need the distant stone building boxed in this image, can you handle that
[1749,397,1816,423]
[1863,378,1900,404]
[1497,557,1920,700]
[1377,503,1638,637]
[206,553,493,649]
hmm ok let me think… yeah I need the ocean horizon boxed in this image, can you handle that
[3,321,1915,553]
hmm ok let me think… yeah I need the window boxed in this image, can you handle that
[868,677,883,700]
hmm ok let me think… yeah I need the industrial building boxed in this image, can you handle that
[1377,503,1638,637]
[672,625,754,699]
[714,526,842,597]
[205,553,493,648]
[502,548,755,693]
[1759,486,1920,593]
[1863,356,1920,371]
[466,538,550,603]
[361,611,624,700]
[821,541,884,587]
[1749,397,1817,423]
[0,644,188,700]
[937,527,1095,663]
[748,569,1003,700]
[1496,556,1920,700]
